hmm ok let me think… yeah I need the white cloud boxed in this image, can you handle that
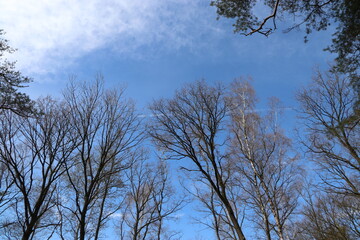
[0,0,223,77]
[110,212,123,218]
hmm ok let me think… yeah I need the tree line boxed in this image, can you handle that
[0,69,358,239]
[0,0,359,237]
[0,76,185,240]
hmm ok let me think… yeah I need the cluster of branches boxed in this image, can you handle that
[148,70,359,239]
[0,71,358,240]
[295,70,360,240]
[119,152,184,240]
[0,77,183,240]
[210,0,359,84]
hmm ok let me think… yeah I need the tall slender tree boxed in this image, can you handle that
[228,79,303,240]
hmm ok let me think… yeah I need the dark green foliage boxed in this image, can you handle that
[211,0,258,33]
[327,0,359,76]
[210,0,359,80]
[0,30,33,116]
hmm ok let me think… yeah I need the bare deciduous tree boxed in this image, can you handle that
[228,79,303,240]
[296,69,360,240]
[298,69,359,196]
[0,97,77,240]
[149,80,247,240]
[58,77,143,240]
[295,190,360,240]
[119,153,183,240]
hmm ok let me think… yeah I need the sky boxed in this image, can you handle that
[1,0,335,109]
[0,0,336,239]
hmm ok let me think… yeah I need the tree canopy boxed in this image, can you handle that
[0,30,33,116]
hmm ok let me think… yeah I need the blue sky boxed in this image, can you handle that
[1,0,334,109]
[0,0,336,239]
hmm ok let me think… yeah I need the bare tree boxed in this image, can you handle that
[297,69,360,239]
[294,189,360,240]
[119,151,183,240]
[228,79,303,240]
[58,77,143,240]
[149,80,246,240]
[0,97,77,240]
[297,69,359,197]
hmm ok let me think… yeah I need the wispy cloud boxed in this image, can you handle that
[0,0,224,76]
